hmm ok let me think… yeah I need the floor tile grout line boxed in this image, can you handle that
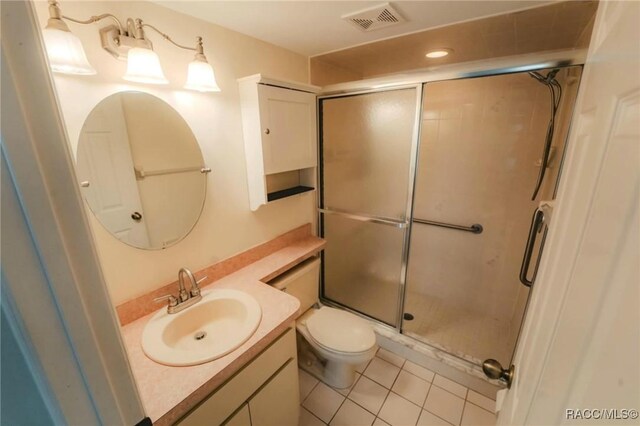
[386,361,402,392]
[434,373,472,397]
[400,362,435,383]
[324,372,364,425]
[347,374,393,418]
[465,389,497,404]
[373,386,392,420]
[376,349,407,369]
[341,372,362,398]
[418,381,431,408]
[370,355,401,373]
[390,389,424,410]
[380,389,424,426]
[427,382,468,402]
[422,383,469,425]
[326,393,348,426]
[363,357,402,390]
[301,377,320,405]
[422,376,436,411]
[421,382,461,426]
[301,406,328,426]
[422,406,457,426]
[464,399,497,415]
[345,394,383,418]
[458,400,469,426]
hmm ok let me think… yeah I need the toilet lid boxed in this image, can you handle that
[306,307,376,353]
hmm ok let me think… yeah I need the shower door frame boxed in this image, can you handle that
[316,51,587,338]
[317,83,425,330]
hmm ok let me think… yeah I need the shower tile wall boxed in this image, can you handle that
[404,71,575,365]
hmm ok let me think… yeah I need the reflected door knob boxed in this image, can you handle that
[131,211,142,221]
[264,128,270,135]
[482,359,515,388]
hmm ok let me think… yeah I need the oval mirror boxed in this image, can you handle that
[76,91,207,250]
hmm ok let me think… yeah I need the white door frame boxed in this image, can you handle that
[498,1,640,424]
[1,1,146,424]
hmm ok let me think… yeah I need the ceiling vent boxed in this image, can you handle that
[342,3,406,32]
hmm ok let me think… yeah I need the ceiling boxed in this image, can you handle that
[155,1,553,56]
[311,0,597,85]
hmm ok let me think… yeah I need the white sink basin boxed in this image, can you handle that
[142,289,262,366]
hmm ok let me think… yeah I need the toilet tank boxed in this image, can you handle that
[269,257,320,315]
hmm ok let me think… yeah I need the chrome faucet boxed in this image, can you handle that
[154,267,205,314]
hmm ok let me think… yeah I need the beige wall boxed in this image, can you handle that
[34,1,314,305]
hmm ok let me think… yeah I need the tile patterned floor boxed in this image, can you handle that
[299,348,497,426]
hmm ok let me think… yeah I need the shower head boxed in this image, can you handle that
[529,68,561,85]
[546,68,560,82]
[528,71,546,83]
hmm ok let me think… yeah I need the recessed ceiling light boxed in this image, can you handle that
[426,49,452,59]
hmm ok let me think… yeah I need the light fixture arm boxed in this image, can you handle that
[139,21,206,59]
[140,22,199,52]
[62,14,125,35]
[48,0,125,35]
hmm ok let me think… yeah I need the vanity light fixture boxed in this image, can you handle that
[42,0,97,74]
[42,0,220,92]
[425,49,453,59]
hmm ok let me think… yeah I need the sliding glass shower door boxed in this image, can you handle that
[319,67,581,368]
[319,88,420,326]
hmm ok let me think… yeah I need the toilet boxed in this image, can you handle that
[269,257,377,389]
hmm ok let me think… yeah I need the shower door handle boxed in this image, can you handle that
[519,207,548,287]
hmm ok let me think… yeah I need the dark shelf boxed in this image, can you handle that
[267,185,314,202]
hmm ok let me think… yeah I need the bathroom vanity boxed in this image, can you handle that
[118,226,324,425]
[179,327,298,426]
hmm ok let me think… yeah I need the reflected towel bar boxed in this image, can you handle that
[134,166,211,179]
[412,218,483,234]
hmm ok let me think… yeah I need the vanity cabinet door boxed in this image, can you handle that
[222,404,251,426]
[257,84,317,175]
[248,359,299,426]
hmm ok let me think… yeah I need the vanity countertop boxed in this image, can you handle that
[120,234,325,425]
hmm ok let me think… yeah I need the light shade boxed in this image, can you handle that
[43,27,96,75]
[123,47,168,85]
[184,59,220,92]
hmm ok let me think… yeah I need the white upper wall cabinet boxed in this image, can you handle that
[238,75,319,211]
[258,84,316,174]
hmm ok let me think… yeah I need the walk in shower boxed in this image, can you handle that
[319,64,582,369]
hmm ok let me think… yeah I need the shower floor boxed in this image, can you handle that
[402,290,514,366]
[326,277,515,366]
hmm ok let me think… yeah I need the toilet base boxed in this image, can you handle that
[296,333,359,389]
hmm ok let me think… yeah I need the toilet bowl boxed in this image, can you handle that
[297,306,377,388]
[269,257,377,389]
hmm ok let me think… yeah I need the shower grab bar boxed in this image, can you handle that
[412,218,483,234]
[519,207,548,287]
[318,208,408,228]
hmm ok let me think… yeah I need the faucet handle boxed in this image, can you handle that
[191,276,208,297]
[154,294,178,307]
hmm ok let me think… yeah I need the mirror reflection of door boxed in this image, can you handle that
[76,94,150,247]
[76,92,207,250]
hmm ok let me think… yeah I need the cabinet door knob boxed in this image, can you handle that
[264,128,270,135]
[131,211,142,221]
